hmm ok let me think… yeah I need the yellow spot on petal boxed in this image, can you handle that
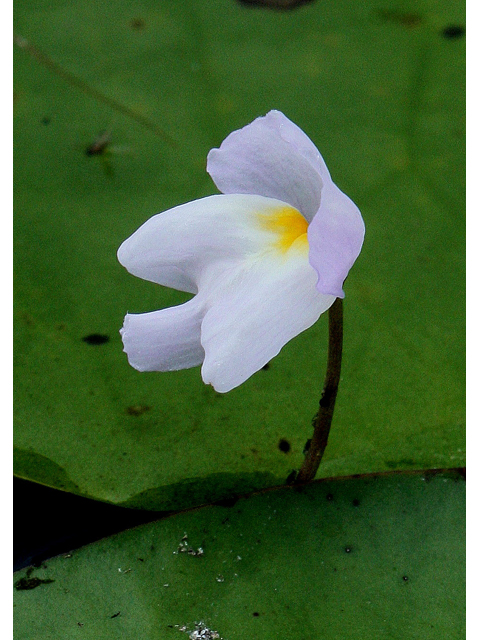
[258,206,309,254]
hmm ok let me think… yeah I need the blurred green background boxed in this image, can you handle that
[14,0,465,511]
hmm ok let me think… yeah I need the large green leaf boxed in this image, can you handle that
[14,0,465,509]
[13,471,465,639]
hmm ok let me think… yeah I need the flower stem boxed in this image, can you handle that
[295,297,343,484]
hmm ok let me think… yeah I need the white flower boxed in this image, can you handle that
[118,111,364,392]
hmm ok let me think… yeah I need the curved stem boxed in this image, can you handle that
[294,297,343,484]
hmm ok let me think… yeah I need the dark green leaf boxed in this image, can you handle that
[13,471,466,639]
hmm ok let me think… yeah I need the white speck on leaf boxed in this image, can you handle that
[176,534,204,557]
[177,621,223,639]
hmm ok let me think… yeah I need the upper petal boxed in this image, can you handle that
[307,181,365,298]
[207,111,364,298]
[207,110,326,221]
[117,193,306,293]
[199,249,335,393]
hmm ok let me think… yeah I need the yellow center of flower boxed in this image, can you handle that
[258,206,309,253]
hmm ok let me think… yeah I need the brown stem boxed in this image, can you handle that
[294,297,343,484]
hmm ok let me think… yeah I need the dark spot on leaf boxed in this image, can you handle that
[110,611,121,619]
[41,116,51,125]
[252,611,260,617]
[130,18,146,30]
[82,333,109,345]
[403,575,409,582]
[14,576,55,590]
[126,404,151,416]
[85,131,110,156]
[441,25,465,39]
[278,438,291,453]
[345,546,352,553]
[352,498,360,507]
[326,493,334,501]
[376,9,422,27]
[262,362,270,370]
[238,0,314,9]
[137,557,144,562]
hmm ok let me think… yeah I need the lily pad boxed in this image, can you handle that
[14,0,465,509]
[13,471,466,639]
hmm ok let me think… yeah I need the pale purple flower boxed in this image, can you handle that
[118,111,364,392]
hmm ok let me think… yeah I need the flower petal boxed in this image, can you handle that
[206,110,365,298]
[199,251,335,393]
[120,299,205,372]
[117,194,308,293]
[207,110,325,221]
[308,181,365,298]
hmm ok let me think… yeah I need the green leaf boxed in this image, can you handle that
[14,0,465,509]
[13,471,466,639]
